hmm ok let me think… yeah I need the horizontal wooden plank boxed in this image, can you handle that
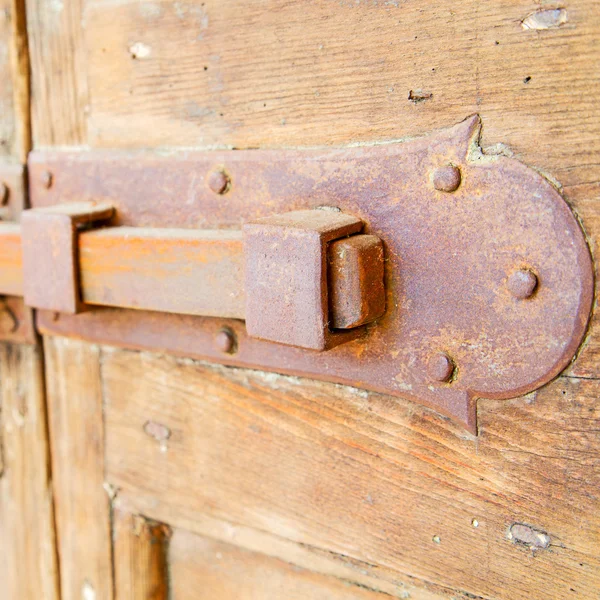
[76,0,599,181]
[102,347,600,599]
[169,526,405,600]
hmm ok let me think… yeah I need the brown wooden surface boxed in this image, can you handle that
[101,347,600,599]
[0,344,59,600]
[18,0,600,598]
[169,527,402,599]
[0,0,30,161]
[44,337,113,600]
[113,509,170,600]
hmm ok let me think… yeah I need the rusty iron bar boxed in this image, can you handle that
[0,209,385,345]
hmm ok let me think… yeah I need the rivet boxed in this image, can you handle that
[508,269,538,299]
[0,182,8,206]
[428,352,455,383]
[41,171,53,189]
[432,165,461,192]
[214,327,237,354]
[208,168,230,195]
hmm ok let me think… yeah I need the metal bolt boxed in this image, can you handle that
[214,327,237,354]
[508,269,538,299]
[41,171,53,189]
[208,168,230,195]
[428,352,455,382]
[0,182,9,206]
[432,165,461,193]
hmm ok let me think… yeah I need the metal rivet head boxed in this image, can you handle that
[0,182,9,206]
[508,269,538,299]
[208,169,230,195]
[428,352,455,382]
[41,171,53,189]
[214,327,237,354]
[432,165,461,192]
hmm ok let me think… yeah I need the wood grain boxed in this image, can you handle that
[44,336,113,600]
[113,508,170,600]
[0,0,30,160]
[169,526,403,599]
[0,343,59,600]
[26,0,88,146]
[102,347,600,600]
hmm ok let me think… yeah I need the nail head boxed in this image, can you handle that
[41,171,53,189]
[432,165,461,192]
[214,328,236,354]
[428,352,455,382]
[0,182,8,206]
[208,169,230,195]
[508,269,538,299]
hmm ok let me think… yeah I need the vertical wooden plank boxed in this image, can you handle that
[0,0,30,160]
[26,0,88,146]
[0,343,60,600]
[8,0,30,161]
[113,508,170,600]
[44,336,113,600]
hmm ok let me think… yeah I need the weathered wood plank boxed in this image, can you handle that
[0,343,59,600]
[113,508,170,600]
[44,336,113,600]
[77,0,599,177]
[0,0,30,160]
[26,0,88,146]
[102,347,600,600]
[169,526,407,599]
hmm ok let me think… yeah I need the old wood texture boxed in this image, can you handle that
[102,348,600,599]
[0,344,59,600]
[168,527,404,600]
[113,508,170,600]
[0,0,30,161]
[44,336,113,600]
[22,0,600,598]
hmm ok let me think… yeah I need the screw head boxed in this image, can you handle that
[0,182,8,206]
[428,352,455,382]
[208,169,230,195]
[508,269,538,299]
[41,171,53,189]
[214,327,237,354]
[432,165,461,193]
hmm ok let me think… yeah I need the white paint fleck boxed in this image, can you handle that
[128,42,152,59]
[522,8,568,30]
[82,580,96,600]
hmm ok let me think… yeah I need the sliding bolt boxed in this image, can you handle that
[432,165,461,193]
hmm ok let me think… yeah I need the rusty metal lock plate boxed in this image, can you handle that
[29,116,593,432]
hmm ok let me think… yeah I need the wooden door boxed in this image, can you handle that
[2,1,599,598]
